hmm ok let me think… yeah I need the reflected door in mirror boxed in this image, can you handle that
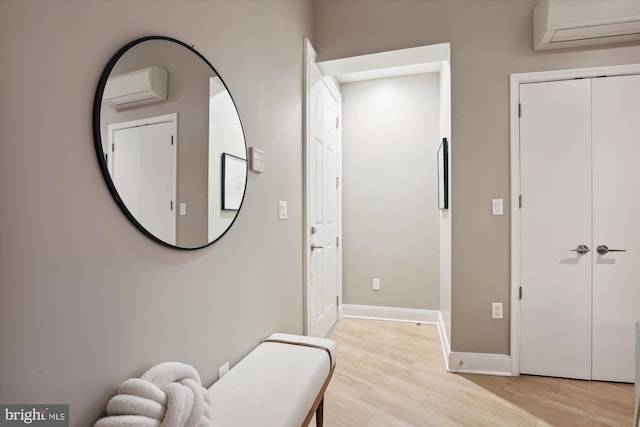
[109,115,177,245]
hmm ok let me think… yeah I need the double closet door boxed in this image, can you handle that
[109,117,177,246]
[519,75,640,382]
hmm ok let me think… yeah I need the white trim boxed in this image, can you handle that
[448,352,512,376]
[302,38,315,336]
[509,63,640,377]
[342,304,441,324]
[317,43,450,83]
[314,41,452,348]
[437,311,451,372]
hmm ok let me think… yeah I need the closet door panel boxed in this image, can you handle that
[519,79,593,379]
[592,75,640,382]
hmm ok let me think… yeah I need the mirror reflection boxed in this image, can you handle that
[94,36,247,249]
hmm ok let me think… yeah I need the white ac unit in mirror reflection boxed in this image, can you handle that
[103,66,168,110]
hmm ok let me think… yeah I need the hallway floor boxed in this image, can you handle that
[323,318,633,427]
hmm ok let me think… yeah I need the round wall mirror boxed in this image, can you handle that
[93,36,247,250]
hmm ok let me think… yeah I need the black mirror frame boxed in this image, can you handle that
[92,35,247,250]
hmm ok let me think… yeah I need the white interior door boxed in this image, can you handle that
[519,75,640,382]
[109,117,177,245]
[591,75,640,382]
[305,41,341,338]
[519,79,593,379]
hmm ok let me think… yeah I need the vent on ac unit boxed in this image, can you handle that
[102,66,168,110]
[533,0,640,50]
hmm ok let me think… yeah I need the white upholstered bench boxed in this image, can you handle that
[207,333,337,427]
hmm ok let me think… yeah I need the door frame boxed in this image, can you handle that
[509,63,640,376]
[303,39,343,336]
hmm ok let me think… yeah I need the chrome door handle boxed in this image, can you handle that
[570,245,590,255]
[596,245,626,255]
[311,244,323,251]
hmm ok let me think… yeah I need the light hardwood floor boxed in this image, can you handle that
[323,318,634,427]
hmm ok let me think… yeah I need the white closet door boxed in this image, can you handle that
[591,75,640,382]
[519,79,593,379]
[112,121,176,245]
[520,75,639,382]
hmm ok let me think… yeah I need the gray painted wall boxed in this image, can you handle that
[341,73,441,310]
[2,2,639,424]
[0,1,312,425]
[313,0,640,354]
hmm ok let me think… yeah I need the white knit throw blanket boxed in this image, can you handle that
[94,362,212,427]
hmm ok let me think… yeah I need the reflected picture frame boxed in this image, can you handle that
[438,138,449,210]
[221,153,247,211]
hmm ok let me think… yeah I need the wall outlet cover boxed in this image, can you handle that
[492,302,503,319]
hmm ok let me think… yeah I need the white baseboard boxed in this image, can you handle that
[342,304,512,376]
[342,304,441,324]
[447,351,512,376]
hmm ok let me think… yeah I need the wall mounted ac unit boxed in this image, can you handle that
[103,66,168,110]
[533,0,640,50]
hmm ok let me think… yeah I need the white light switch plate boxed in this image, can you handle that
[492,199,504,215]
[278,201,287,220]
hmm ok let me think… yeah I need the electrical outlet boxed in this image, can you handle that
[373,278,380,291]
[219,361,230,378]
[492,302,503,319]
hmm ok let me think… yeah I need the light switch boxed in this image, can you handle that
[492,199,503,216]
[278,201,287,220]
[180,203,187,216]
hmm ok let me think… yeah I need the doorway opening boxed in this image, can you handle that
[304,40,452,354]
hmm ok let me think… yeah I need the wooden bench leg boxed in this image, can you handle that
[316,396,324,427]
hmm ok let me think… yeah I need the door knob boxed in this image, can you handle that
[570,245,590,255]
[596,245,626,255]
[311,244,323,251]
